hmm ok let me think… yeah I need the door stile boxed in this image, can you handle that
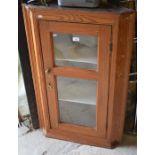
[96,25,111,137]
[39,20,59,128]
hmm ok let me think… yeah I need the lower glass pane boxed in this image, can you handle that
[57,76,97,127]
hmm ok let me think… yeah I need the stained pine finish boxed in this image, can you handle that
[22,4,135,148]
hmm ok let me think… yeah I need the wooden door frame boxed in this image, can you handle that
[39,20,111,138]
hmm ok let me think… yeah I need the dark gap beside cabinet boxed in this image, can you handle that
[18,0,39,129]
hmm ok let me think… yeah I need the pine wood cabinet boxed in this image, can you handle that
[23,4,135,148]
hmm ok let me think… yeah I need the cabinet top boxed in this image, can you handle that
[23,3,134,15]
[23,3,135,25]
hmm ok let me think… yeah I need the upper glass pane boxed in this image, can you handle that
[52,33,98,70]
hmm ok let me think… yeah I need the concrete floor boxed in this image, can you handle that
[18,126,137,155]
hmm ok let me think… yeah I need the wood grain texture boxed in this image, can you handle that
[23,6,51,130]
[22,4,135,148]
[25,3,134,24]
[38,20,111,137]
[53,67,98,80]
[46,128,114,148]
[48,22,100,35]
[96,26,111,137]
[39,20,59,129]
[22,7,43,127]
[107,13,136,143]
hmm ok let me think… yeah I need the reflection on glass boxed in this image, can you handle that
[57,76,97,127]
[53,33,98,70]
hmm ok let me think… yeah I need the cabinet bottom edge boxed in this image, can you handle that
[42,128,119,148]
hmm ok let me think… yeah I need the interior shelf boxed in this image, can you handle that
[55,59,97,70]
[56,57,97,65]
[57,77,97,105]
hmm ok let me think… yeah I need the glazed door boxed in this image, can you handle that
[39,21,111,137]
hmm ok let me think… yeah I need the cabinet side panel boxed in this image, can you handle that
[109,13,135,142]
[22,6,51,131]
[22,6,43,128]
[97,26,111,137]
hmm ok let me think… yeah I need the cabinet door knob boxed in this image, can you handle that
[48,82,52,89]
[45,68,51,74]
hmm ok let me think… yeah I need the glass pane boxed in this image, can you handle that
[57,77,97,127]
[53,33,98,70]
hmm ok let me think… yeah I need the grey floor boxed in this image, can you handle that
[18,126,137,155]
